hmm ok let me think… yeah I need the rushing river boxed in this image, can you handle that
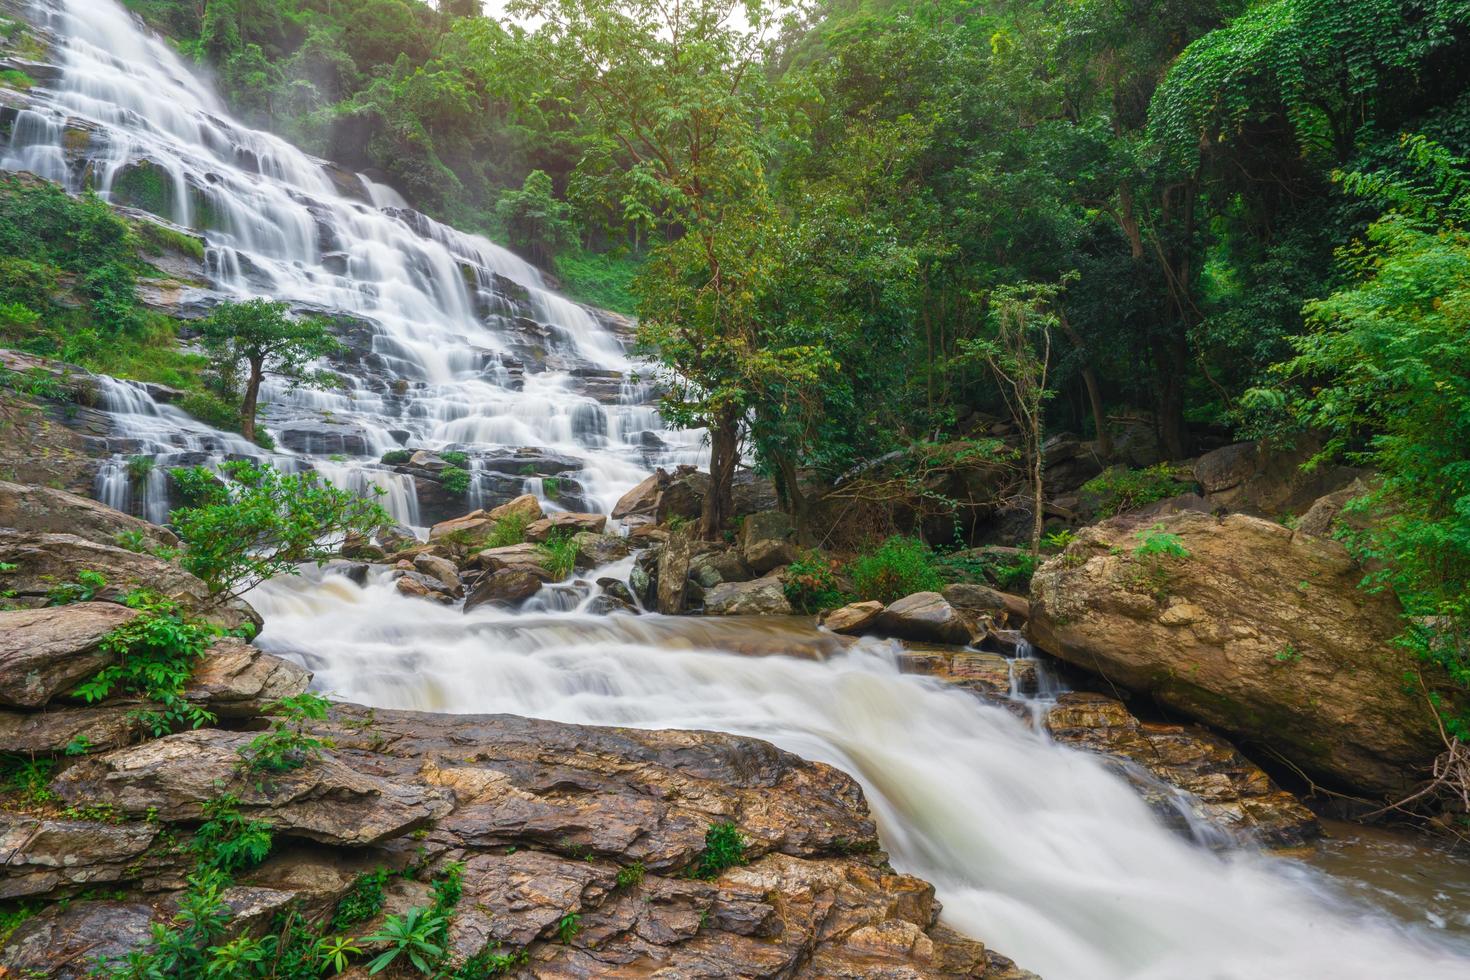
[252,567,1470,980]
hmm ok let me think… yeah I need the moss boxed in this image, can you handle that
[135,220,204,261]
[110,162,174,220]
[0,68,32,90]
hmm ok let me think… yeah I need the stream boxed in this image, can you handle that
[6,1,1470,976]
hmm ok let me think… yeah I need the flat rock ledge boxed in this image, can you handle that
[3,705,1034,979]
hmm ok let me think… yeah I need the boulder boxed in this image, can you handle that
[1190,438,1364,518]
[689,549,753,589]
[657,527,698,614]
[656,469,711,524]
[819,601,885,635]
[183,637,311,718]
[1029,512,1444,796]
[738,510,798,574]
[465,542,550,577]
[394,571,453,603]
[0,815,162,899]
[702,577,793,616]
[596,577,638,608]
[464,569,542,612]
[1297,477,1373,539]
[571,531,629,569]
[611,471,662,521]
[412,552,462,593]
[488,493,543,524]
[877,593,978,646]
[525,512,607,542]
[427,509,493,547]
[585,594,637,615]
[50,729,448,846]
[0,900,157,978]
[0,479,176,550]
[0,704,140,755]
[941,583,1029,626]
[0,531,259,633]
[0,603,136,708]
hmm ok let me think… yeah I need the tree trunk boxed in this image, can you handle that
[1152,330,1190,459]
[241,360,263,444]
[1030,441,1044,558]
[701,408,740,539]
[1057,312,1112,458]
[773,452,809,541]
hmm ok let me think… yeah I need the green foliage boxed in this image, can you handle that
[1132,526,1191,561]
[191,795,273,876]
[72,592,218,737]
[693,821,747,880]
[438,450,468,467]
[331,868,390,932]
[238,692,333,774]
[0,901,39,946]
[169,460,389,601]
[1280,135,1470,735]
[783,551,847,614]
[380,449,413,465]
[0,754,56,806]
[486,510,529,548]
[1082,465,1194,519]
[47,568,107,605]
[555,912,581,944]
[554,247,639,315]
[363,906,447,975]
[179,390,243,431]
[848,537,944,604]
[537,531,579,579]
[439,465,471,496]
[934,549,1039,593]
[496,170,575,268]
[614,860,644,889]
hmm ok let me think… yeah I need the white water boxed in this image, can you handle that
[0,0,705,526]
[252,568,1470,980]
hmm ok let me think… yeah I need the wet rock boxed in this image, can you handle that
[738,510,798,574]
[428,509,495,547]
[0,900,156,978]
[0,530,259,633]
[1030,512,1443,796]
[585,593,637,615]
[942,583,1029,627]
[0,815,160,899]
[321,559,370,586]
[0,603,137,708]
[394,571,454,603]
[596,577,638,607]
[567,531,626,570]
[488,493,543,523]
[820,600,886,635]
[465,542,551,578]
[525,511,607,541]
[183,636,311,718]
[375,522,418,553]
[1045,692,1319,847]
[877,593,978,646]
[689,548,753,589]
[0,479,176,549]
[612,470,662,520]
[413,552,462,593]
[50,729,448,847]
[339,532,385,560]
[657,527,698,614]
[630,551,658,607]
[657,468,709,524]
[702,576,793,616]
[899,647,1032,698]
[463,568,542,612]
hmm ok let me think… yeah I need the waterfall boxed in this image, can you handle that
[0,0,696,524]
[250,568,1470,980]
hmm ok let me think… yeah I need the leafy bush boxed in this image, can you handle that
[363,906,447,975]
[380,448,413,465]
[783,551,847,613]
[331,868,390,932]
[1,754,56,806]
[1132,525,1191,560]
[615,861,645,889]
[191,795,273,876]
[439,465,471,495]
[848,536,944,604]
[238,692,333,773]
[934,549,1039,592]
[169,461,388,601]
[73,591,217,737]
[177,390,241,431]
[1081,464,1193,518]
[46,568,107,605]
[693,821,747,879]
[438,450,468,467]
[538,531,579,579]
[555,912,581,944]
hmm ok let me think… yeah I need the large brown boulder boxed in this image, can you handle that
[1029,511,1444,796]
[702,576,793,616]
[0,603,137,708]
[877,592,978,646]
[525,511,607,542]
[737,510,798,574]
[463,568,542,612]
[0,531,258,633]
[0,480,176,550]
[1190,438,1364,517]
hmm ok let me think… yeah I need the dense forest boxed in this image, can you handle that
[109,0,1470,727]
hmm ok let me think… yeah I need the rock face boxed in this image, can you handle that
[0,479,177,549]
[738,510,798,574]
[1190,438,1363,517]
[942,583,1029,627]
[0,603,136,708]
[702,576,793,616]
[7,704,1030,979]
[1029,511,1444,796]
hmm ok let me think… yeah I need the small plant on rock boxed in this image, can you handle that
[440,465,471,496]
[538,530,579,579]
[694,821,747,879]
[238,692,333,774]
[556,912,581,943]
[439,450,468,467]
[332,868,390,931]
[363,906,447,975]
[487,510,529,548]
[1082,464,1193,518]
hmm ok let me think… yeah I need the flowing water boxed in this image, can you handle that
[8,2,1470,977]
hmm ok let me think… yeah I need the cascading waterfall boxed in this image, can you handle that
[250,568,1470,980]
[0,0,705,525]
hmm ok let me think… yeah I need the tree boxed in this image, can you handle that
[960,280,1061,557]
[198,299,342,444]
[517,0,834,536]
[170,461,389,602]
[495,170,575,268]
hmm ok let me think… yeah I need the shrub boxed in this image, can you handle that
[380,448,412,465]
[848,536,943,604]
[438,450,468,467]
[693,821,747,879]
[1,754,56,806]
[169,461,388,601]
[538,531,579,579]
[556,912,581,944]
[46,568,107,605]
[363,906,447,975]
[615,861,645,889]
[73,591,217,736]
[783,551,847,613]
[191,795,273,876]
[238,692,333,773]
[487,510,529,548]
[1081,464,1193,519]
[439,465,471,495]
[178,390,241,431]
[332,868,390,931]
